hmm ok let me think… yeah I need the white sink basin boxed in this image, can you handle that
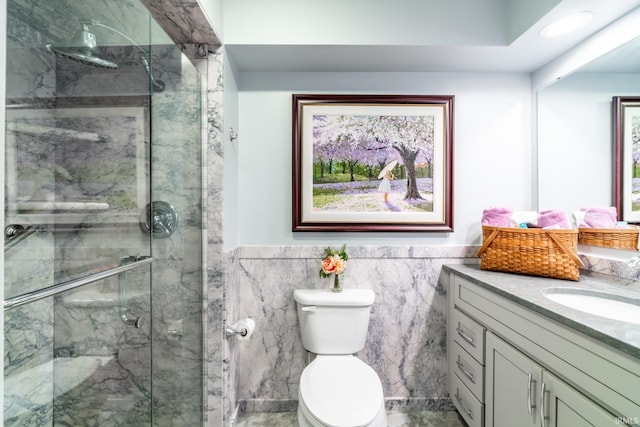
[543,288,640,324]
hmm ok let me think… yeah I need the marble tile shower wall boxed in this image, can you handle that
[229,245,480,414]
[146,46,204,427]
[49,45,204,425]
[5,13,55,99]
[4,14,57,426]
[205,51,226,426]
[5,9,206,427]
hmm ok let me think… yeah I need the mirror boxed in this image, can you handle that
[537,33,640,252]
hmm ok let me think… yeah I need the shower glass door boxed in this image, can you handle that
[3,0,203,424]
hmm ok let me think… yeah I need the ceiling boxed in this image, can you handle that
[580,35,640,73]
[223,0,640,73]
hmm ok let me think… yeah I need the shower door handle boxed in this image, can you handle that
[118,256,146,328]
[5,256,154,310]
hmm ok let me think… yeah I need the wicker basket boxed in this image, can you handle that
[477,226,584,281]
[578,227,639,250]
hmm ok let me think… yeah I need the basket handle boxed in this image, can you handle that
[477,227,501,257]
[546,231,585,268]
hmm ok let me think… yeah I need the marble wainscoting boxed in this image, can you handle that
[227,245,480,415]
[224,249,242,425]
[579,251,640,281]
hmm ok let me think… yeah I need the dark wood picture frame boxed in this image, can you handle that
[613,96,640,222]
[292,94,454,232]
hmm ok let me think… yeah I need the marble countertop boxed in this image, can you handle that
[443,264,640,360]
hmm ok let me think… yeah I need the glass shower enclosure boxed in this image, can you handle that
[3,0,203,425]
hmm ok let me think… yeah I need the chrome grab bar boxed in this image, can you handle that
[4,256,154,310]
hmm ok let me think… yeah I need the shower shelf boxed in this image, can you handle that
[15,201,110,212]
[6,122,110,142]
[3,255,154,310]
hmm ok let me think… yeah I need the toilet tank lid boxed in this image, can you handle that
[294,289,375,306]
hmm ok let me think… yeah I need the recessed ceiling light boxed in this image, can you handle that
[540,11,594,38]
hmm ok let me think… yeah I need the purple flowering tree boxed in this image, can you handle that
[313,113,434,200]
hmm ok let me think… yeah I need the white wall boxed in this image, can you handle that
[197,0,223,40]
[223,50,240,250]
[538,72,640,213]
[223,0,506,46]
[236,71,533,246]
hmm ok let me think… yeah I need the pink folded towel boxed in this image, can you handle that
[481,207,513,227]
[582,207,617,228]
[538,209,571,229]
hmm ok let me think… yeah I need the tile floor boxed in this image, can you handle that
[235,410,467,427]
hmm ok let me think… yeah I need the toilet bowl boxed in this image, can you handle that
[297,355,387,427]
[294,289,388,427]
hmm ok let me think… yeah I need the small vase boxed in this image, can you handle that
[332,274,343,293]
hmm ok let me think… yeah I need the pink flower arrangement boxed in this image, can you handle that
[319,244,348,278]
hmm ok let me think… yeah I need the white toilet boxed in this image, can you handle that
[294,288,387,427]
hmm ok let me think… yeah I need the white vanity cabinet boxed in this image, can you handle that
[446,268,640,427]
[542,371,621,426]
[486,332,619,427]
[485,331,541,427]
[450,308,486,427]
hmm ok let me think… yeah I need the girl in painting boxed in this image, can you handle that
[378,169,394,203]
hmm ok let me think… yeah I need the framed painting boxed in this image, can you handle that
[292,94,454,232]
[613,96,640,222]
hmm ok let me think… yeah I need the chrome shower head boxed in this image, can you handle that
[46,20,165,92]
[46,24,118,69]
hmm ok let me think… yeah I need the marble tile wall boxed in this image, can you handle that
[4,299,55,426]
[224,249,241,424]
[223,246,640,421]
[4,12,57,426]
[229,245,480,413]
[147,45,204,427]
[5,4,207,426]
[204,50,226,427]
[5,12,55,99]
[53,46,204,424]
[579,252,640,281]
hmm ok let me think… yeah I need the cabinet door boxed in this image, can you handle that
[485,332,541,427]
[541,372,619,427]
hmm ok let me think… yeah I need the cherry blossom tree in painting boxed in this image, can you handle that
[312,113,434,200]
[632,116,640,212]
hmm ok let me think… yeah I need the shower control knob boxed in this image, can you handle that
[140,201,179,238]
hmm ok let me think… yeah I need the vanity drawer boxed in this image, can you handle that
[452,308,485,364]
[452,341,484,401]
[452,371,484,427]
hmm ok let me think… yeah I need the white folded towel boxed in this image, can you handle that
[510,211,539,228]
[572,211,586,228]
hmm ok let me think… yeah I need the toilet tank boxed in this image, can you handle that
[294,289,375,355]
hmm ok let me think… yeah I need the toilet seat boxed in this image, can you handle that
[299,355,384,427]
